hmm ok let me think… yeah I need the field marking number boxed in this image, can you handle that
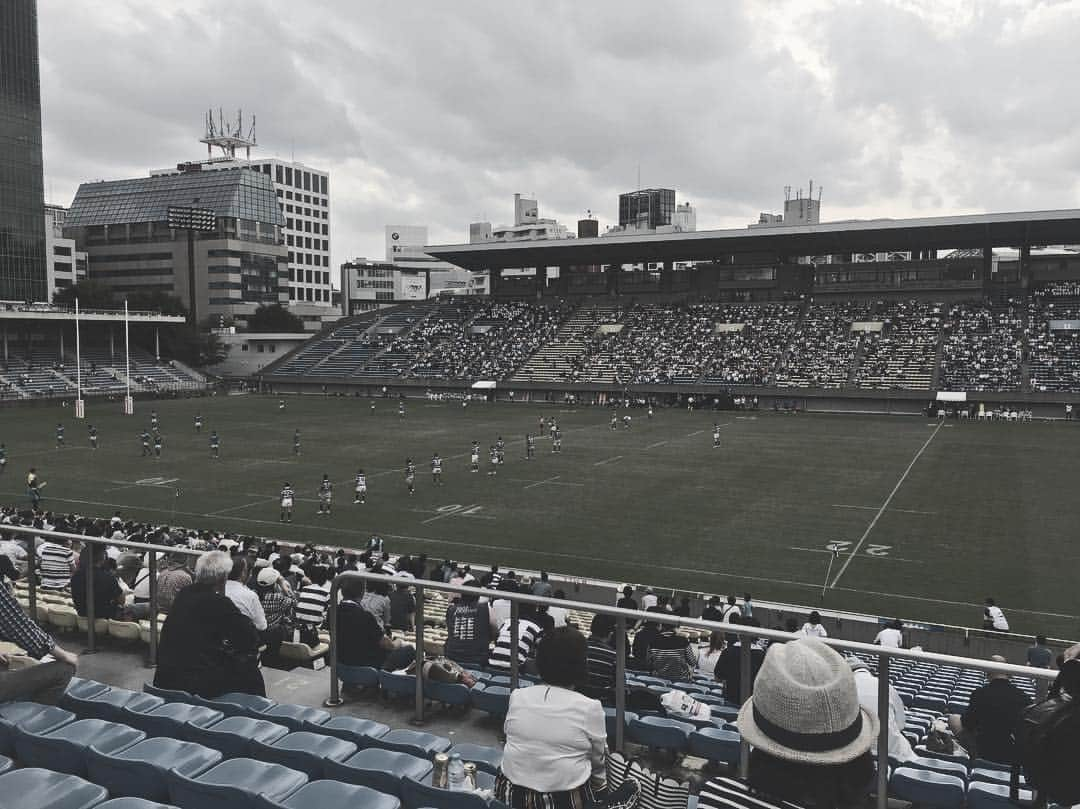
[134,477,179,486]
[826,541,891,557]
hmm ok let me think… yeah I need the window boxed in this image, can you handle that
[286,191,293,200]
[305,237,312,249]
[286,235,294,246]
[304,208,311,216]
[320,176,327,195]
[286,205,293,213]
[304,194,311,203]
[286,218,293,229]
[321,239,328,251]
[288,268,294,281]
[276,189,283,197]
[285,167,292,185]
[288,251,294,262]
[303,172,311,191]
[322,224,328,235]
[257,344,264,353]
[306,288,313,301]
[288,288,295,301]
[322,271,330,285]
[306,270,312,283]
[276,166,283,183]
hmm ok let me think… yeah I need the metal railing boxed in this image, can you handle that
[3,524,202,664]
[323,570,1059,809]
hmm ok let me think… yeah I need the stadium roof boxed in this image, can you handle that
[426,208,1080,269]
[66,167,285,228]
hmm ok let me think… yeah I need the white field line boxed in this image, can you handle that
[831,504,936,516]
[645,441,669,450]
[523,475,563,490]
[788,546,924,564]
[593,455,623,466]
[829,421,944,588]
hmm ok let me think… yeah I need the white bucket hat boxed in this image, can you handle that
[736,637,878,764]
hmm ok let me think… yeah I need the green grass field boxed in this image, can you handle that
[2,394,1077,638]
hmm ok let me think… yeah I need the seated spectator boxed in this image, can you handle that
[443,583,491,669]
[358,576,392,633]
[548,589,569,628]
[70,543,124,620]
[721,595,742,622]
[294,565,332,644]
[496,626,639,809]
[156,553,193,612]
[254,566,295,658]
[37,535,75,591]
[534,603,555,638]
[874,619,903,648]
[701,595,724,622]
[0,581,78,704]
[1027,635,1052,669]
[583,614,618,703]
[224,556,266,632]
[337,578,414,672]
[389,582,416,631]
[697,631,724,678]
[673,596,692,617]
[714,616,766,703]
[615,585,637,611]
[647,620,696,682]
[699,638,877,809]
[630,619,658,670]
[848,658,915,762]
[154,551,265,697]
[489,603,542,671]
[531,570,554,598]
[948,654,1031,764]
[801,611,828,638]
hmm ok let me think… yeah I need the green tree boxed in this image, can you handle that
[246,303,305,333]
[52,280,116,309]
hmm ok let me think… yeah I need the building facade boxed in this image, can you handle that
[618,188,675,230]
[64,166,289,327]
[44,205,87,296]
[0,0,48,302]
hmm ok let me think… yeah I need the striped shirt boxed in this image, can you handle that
[585,637,617,700]
[295,582,331,626]
[647,631,697,682]
[699,777,802,809]
[37,541,75,590]
[488,617,542,669]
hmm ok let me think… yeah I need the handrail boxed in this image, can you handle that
[323,570,1059,809]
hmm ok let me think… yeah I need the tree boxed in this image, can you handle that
[52,280,116,310]
[126,291,187,317]
[246,303,305,333]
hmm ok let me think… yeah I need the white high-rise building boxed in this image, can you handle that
[44,204,87,298]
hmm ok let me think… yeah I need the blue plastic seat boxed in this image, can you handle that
[125,703,225,738]
[313,715,390,747]
[967,781,1033,809]
[337,665,380,689]
[0,767,109,809]
[400,775,490,809]
[374,729,452,758]
[906,755,969,779]
[970,768,1026,787]
[97,800,180,809]
[889,767,966,809]
[86,737,222,802]
[627,715,694,752]
[689,727,741,767]
[445,743,503,776]
[251,731,357,779]
[184,716,289,758]
[0,702,75,755]
[142,683,194,703]
[469,685,511,717]
[260,704,330,732]
[65,686,164,723]
[972,757,1012,772]
[603,708,639,741]
[913,745,971,767]
[323,748,432,797]
[425,679,471,708]
[65,677,112,701]
[15,718,145,776]
[0,754,10,775]
[208,692,277,719]
[378,670,417,699]
[254,780,399,809]
[167,758,306,809]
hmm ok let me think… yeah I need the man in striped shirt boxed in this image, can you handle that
[488,604,543,671]
[293,565,332,645]
[647,622,697,682]
[37,536,75,590]
[583,614,618,703]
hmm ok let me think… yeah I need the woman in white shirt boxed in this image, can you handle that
[874,619,903,648]
[697,631,725,678]
[496,627,640,809]
[800,610,828,639]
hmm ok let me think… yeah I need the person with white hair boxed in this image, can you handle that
[699,638,877,809]
[847,657,916,762]
[154,550,265,697]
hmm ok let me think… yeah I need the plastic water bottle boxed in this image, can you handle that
[447,752,466,790]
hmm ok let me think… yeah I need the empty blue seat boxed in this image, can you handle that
[603,708,638,741]
[400,775,489,809]
[627,716,694,752]
[86,737,222,802]
[469,685,511,717]
[124,703,224,738]
[689,728,741,767]
[972,757,1012,773]
[208,692,277,719]
[0,702,75,755]
[374,729,451,758]
[184,716,289,758]
[65,687,163,723]
[337,665,380,689]
[890,767,966,809]
[425,680,471,708]
[97,800,180,809]
[65,678,112,701]
[323,748,432,797]
[0,767,109,809]
[254,780,399,809]
[251,732,356,779]
[913,746,971,767]
[313,715,390,747]
[378,671,417,699]
[261,704,330,732]
[445,743,502,776]
[15,718,145,776]
[967,781,1033,809]
[970,768,1026,787]
[167,758,307,809]
[906,755,969,779]
[142,684,193,703]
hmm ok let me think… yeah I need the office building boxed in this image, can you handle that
[619,188,675,230]
[0,0,48,301]
[44,204,87,296]
[750,184,822,229]
[64,166,292,327]
[468,194,572,243]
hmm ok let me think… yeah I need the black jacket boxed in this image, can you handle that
[154,582,264,698]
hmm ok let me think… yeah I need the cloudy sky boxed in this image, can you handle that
[38,0,1080,273]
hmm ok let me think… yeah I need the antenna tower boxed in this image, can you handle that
[200,108,258,160]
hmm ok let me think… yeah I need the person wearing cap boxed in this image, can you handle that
[848,657,916,762]
[701,595,724,622]
[699,638,877,809]
[253,565,296,659]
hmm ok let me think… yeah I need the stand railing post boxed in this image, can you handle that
[738,634,752,779]
[26,537,37,621]
[412,583,426,725]
[509,601,520,689]
[876,655,891,809]
[615,615,627,753]
[323,573,342,707]
[85,544,97,653]
[147,549,158,667]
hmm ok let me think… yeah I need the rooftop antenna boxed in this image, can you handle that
[817,185,823,203]
[637,164,641,191]
[809,179,814,201]
[784,185,792,201]
[200,107,257,160]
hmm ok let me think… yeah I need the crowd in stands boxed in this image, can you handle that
[776,302,874,388]
[939,301,1025,392]
[1029,299,1080,392]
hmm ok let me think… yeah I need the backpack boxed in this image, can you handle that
[1012,687,1080,807]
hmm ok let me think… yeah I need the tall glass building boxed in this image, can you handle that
[0,0,48,302]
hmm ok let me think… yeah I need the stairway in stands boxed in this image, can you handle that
[511,303,615,383]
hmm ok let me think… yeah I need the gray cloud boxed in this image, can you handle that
[38,0,1080,274]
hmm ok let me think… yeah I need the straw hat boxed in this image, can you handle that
[736,638,878,764]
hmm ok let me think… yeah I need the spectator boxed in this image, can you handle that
[673,596,692,618]
[630,619,658,670]
[874,619,904,649]
[531,570,553,598]
[489,604,542,671]
[699,639,877,809]
[983,598,1009,631]
[0,582,77,704]
[443,583,491,669]
[848,658,916,762]
[721,595,742,622]
[37,535,75,591]
[295,565,332,644]
[0,547,20,587]
[548,589,569,628]
[714,616,766,703]
[358,576,392,633]
[801,611,828,638]
[742,592,754,619]
[70,543,124,620]
[948,655,1032,764]
[701,595,724,622]
[583,614,618,704]
[640,588,658,611]
[154,551,264,697]
[156,553,193,613]
[496,626,638,809]
[389,582,416,631]
[1027,635,1053,669]
[337,578,414,672]
[497,570,520,593]
[647,620,697,682]
[481,564,502,589]
[224,556,266,632]
[697,631,725,678]
[615,586,637,611]
[254,566,295,659]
